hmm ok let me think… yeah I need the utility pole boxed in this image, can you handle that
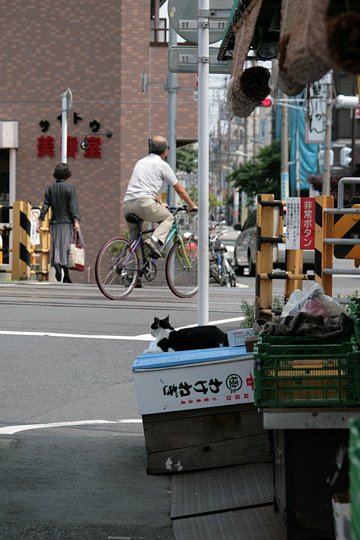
[280,93,289,200]
[167,23,177,207]
[323,74,335,195]
[61,88,72,164]
[217,103,222,205]
[197,0,210,325]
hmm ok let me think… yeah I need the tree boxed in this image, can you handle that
[187,186,221,209]
[176,144,197,174]
[226,140,281,200]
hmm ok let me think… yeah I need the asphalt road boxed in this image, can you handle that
[0,266,358,539]
[0,281,248,540]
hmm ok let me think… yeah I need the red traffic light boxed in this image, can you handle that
[261,97,272,107]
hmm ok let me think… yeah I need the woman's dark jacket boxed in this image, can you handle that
[39,179,81,224]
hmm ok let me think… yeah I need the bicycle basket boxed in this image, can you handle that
[176,212,198,237]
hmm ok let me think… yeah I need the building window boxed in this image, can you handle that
[150,18,168,44]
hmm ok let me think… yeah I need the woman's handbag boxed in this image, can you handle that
[68,230,85,271]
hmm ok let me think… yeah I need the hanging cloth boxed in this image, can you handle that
[278,0,332,96]
[225,0,269,118]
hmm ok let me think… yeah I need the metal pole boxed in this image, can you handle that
[198,0,209,325]
[323,76,334,195]
[280,93,289,200]
[167,24,177,207]
[338,177,360,208]
[61,91,68,164]
[296,130,300,196]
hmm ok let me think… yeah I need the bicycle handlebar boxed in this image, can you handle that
[169,205,198,215]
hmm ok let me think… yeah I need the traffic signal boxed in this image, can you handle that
[340,146,352,167]
[261,97,272,107]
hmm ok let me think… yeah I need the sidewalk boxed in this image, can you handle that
[169,462,286,540]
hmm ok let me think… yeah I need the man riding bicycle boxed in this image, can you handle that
[123,135,197,258]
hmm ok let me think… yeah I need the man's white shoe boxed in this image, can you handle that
[145,238,163,258]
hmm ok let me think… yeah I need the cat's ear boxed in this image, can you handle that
[154,317,159,324]
[164,315,170,322]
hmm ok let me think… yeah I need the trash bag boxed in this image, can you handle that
[281,284,346,318]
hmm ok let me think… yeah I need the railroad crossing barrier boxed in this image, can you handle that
[256,178,360,320]
[255,194,314,321]
[0,201,50,281]
[36,212,51,280]
[315,177,360,296]
[12,201,31,280]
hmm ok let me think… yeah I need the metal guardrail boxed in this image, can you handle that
[317,177,360,295]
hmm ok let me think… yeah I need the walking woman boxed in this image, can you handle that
[37,163,81,283]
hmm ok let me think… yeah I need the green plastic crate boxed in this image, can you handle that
[352,517,360,540]
[255,341,355,359]
[349,297,360,313]
[254,350,360,408]
[350,420,360,540]
[353,316,360,345]
[257,334,352,345]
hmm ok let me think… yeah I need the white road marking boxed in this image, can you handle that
[0,316,245,341]
[0,420,118,435]
[177,316,244,330]
[0,330,153,341]
[0,419,142,435]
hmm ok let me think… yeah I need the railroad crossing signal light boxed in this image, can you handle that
[340,147,352,167]
[261,97,272,107]
[318,149,334,168]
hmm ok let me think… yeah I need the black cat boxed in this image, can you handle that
[150,315,229,352]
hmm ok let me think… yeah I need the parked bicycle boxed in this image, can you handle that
[95,207,198,300]
[209,221,237,288]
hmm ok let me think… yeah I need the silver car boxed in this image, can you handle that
[233,211,257,276]
[233,210,314,276]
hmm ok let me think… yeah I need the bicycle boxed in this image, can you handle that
[209,221,237,288]
[95,206,198,300]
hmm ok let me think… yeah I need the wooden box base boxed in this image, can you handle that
[142,402,271,475]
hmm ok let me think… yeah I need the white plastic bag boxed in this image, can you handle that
[281,284,346,318]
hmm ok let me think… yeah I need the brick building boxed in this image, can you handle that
[0,0,198,281]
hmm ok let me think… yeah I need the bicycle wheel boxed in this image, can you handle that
[95,236,140,300]
[165,238,198,298]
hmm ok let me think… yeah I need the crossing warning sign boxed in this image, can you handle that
[286,197,315,250]
[334,205,360,259]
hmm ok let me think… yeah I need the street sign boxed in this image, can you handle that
[30,207,40,246]
[168,45,232,74]
[305,81,327,144]
[286,197,315,251]
[168,0,232,45]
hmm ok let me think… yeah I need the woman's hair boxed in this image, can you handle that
[53,162,72,180]
[149,136,168,155]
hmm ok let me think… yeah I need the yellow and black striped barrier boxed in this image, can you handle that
[12,201,31,280]
[0,202,50,281]
[333,204,360,260]
[314,195,360,297]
